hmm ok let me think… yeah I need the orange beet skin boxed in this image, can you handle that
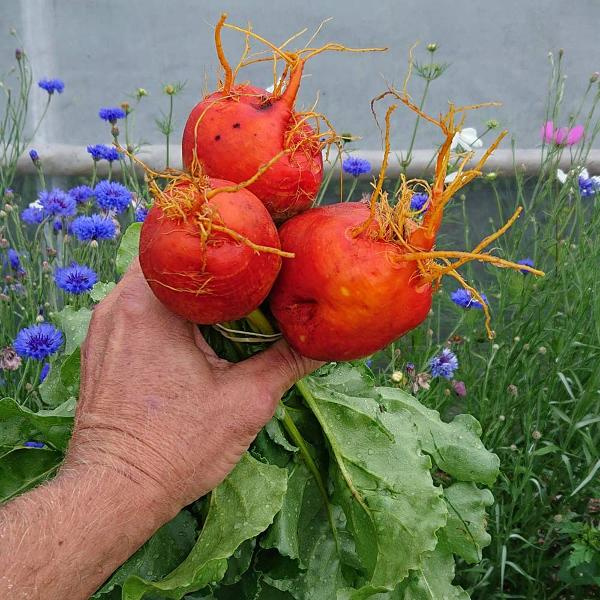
[182,84,323,222]
[269,203,433,361]
[140,179,282,324]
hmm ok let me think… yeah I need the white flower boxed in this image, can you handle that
[556,169,568,184]
[450,127,483,152]
[28,200,43,209]
[557,166,590,184]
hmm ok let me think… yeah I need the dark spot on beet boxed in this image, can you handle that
[257,99,273,111]
[232,122,241,129]
[214,134,221,141]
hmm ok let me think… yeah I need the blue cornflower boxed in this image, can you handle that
[450,288,487,310]
[38,78,64,94]
[29,149,39,162]
[135,206,149,222]
[23,441,46,448]
[38,189,76,218]
[429,348,459,379]
[71,214,117,241]
[21,205,45,225]
[342,156,371,177]
[14,323,63,360]
[410,193,429,211]
[87,144,120,162]
[517,258,535,274]
[53,219,62,232]
[54,262,97,294]
[99,107,126,123]
[7,249,21,271]
[578,176,596,198]
[94,180,132,213]
[39,362,50,383]
[68,185,94,204]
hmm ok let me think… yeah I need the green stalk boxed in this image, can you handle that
[345,177,359,202]
[278,404,339,549]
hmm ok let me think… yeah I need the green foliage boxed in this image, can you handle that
[0,447,63,502]
[93,510,198,598]
[90,281,117,302]
[120,453,287,599]
[439,483,494,564]
[116,222,142,276]
[0,397,73,451]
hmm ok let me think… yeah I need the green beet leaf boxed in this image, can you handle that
[92,510,197,598]
[395,540,469,600]
[0,447,63,503]
[377,386,500,486]
[39,347,81,408]
[439,482,495,564]
[52,306,92,355]
[222,538,256,585]
[297,363,447,590]
[0,396,74,451]
[261,458,314,562]
[117,222,142,276]
[90,281,117,302]
[120,453,287,600]
[263,505,346,600]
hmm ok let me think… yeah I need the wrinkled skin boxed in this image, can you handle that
[140,179,282,324]
[182,84,323,222]
[270,202,433,360]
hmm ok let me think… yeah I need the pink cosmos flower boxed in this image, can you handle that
[541,121,584,146]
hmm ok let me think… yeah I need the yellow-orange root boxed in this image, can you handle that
[113,140,293,260]
[357,61,544,339]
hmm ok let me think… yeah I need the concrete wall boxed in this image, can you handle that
[2,0,599,156]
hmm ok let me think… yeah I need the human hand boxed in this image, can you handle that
[64,259,322,517]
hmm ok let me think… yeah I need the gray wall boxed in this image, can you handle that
[2,0,599,155]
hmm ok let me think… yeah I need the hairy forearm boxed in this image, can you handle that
[0,465,173,599]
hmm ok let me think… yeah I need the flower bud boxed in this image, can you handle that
[15,48,23,61]
[0,210,7,220]
[532,430,542,440]
[0,293,9,302]
[590,72,599,83]
[136,87,148,98]
[485,119,499,129]
[427,43,438,52]
[486,172,498,181]
[35,314,44,323]
[4,203,13,212]
[120,101,131,114]
[90,239,99,248]
[111,125,120,138]
[391,371,403,383]
[0,238,8,248]
[164,84,175,95]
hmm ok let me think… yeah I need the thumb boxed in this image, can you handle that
[235,339,324,399]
